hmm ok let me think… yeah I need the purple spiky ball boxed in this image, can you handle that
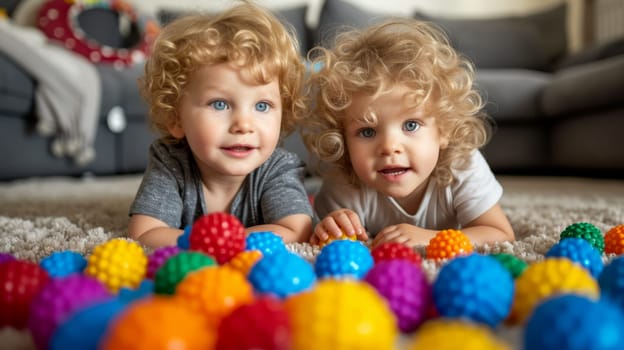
[364,259,431,332]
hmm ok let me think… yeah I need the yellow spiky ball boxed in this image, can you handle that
[85,238,147,293]
[409,319,510,350]
[508,258,599,325]
[318,231,357,248]
[285,279,397,350]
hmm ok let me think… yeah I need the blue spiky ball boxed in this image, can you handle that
[40,251,87,278]
[315,240,374,279]
[546,238,604,278]
[525,294,624,350]
[433,254,514,328]
[248,251,316,299]
[246,231,287,256]
[599,256,624,311]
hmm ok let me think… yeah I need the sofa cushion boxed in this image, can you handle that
[0,52,34,115]
[416,4,567,70]
[314,0,395,48]
[157,5,310,56]
[475,69,550,121]
[542,55,624,118]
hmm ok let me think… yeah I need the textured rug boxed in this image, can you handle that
[1,174,623,349]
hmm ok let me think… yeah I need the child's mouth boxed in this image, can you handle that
[379,168,408,176]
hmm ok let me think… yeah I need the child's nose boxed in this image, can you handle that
[379,133,401,155]
[229,111,253,134]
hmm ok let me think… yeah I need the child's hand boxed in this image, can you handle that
[371,224,432,249]
[311,209,368,245]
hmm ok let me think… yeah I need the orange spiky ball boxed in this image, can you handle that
[425,229,473,261]
[227,250,263,276]
[604,224,624,255]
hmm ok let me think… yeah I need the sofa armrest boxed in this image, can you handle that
[542,55,624,117]
[556,37,624,69]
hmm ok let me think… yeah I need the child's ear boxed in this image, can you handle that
[168,119,185,139]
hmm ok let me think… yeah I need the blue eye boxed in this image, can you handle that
[210,100,229,111]
[404,120,420,132]
[358,128,375,138]
[255,102,270,112]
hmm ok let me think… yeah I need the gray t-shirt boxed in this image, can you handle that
[129,139,313,229]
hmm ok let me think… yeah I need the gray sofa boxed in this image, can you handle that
[1,0,623,181]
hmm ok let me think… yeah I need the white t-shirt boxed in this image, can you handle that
[313,151,502,237]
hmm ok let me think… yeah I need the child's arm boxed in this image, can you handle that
[246,213,313,243]
[311,208,369,245]
[372,203,515,248]
[128,214,184,248]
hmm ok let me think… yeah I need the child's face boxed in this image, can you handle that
[344,84,448,200]
[171,62,282,178]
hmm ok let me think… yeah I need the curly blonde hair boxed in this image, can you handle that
[303,18,490,186]
[140,1,305,142]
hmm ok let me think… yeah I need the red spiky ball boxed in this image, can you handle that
[0,260,50,329]
[217,296,291,350]
[190,212,246,264]
[371,242,422,266]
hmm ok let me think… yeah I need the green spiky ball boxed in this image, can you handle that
[489,253,528,278]
[560,222,604,253]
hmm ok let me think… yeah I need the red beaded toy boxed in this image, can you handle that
[190,212,246,264]
[217,296,291,350]
[0,260,50,329]
[425,229,473,261]
[371,242,422,266]
[605,224,624,255]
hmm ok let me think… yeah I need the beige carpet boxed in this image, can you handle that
[1,174,623,349]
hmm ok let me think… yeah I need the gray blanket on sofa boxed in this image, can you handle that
[0,19,100,165]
